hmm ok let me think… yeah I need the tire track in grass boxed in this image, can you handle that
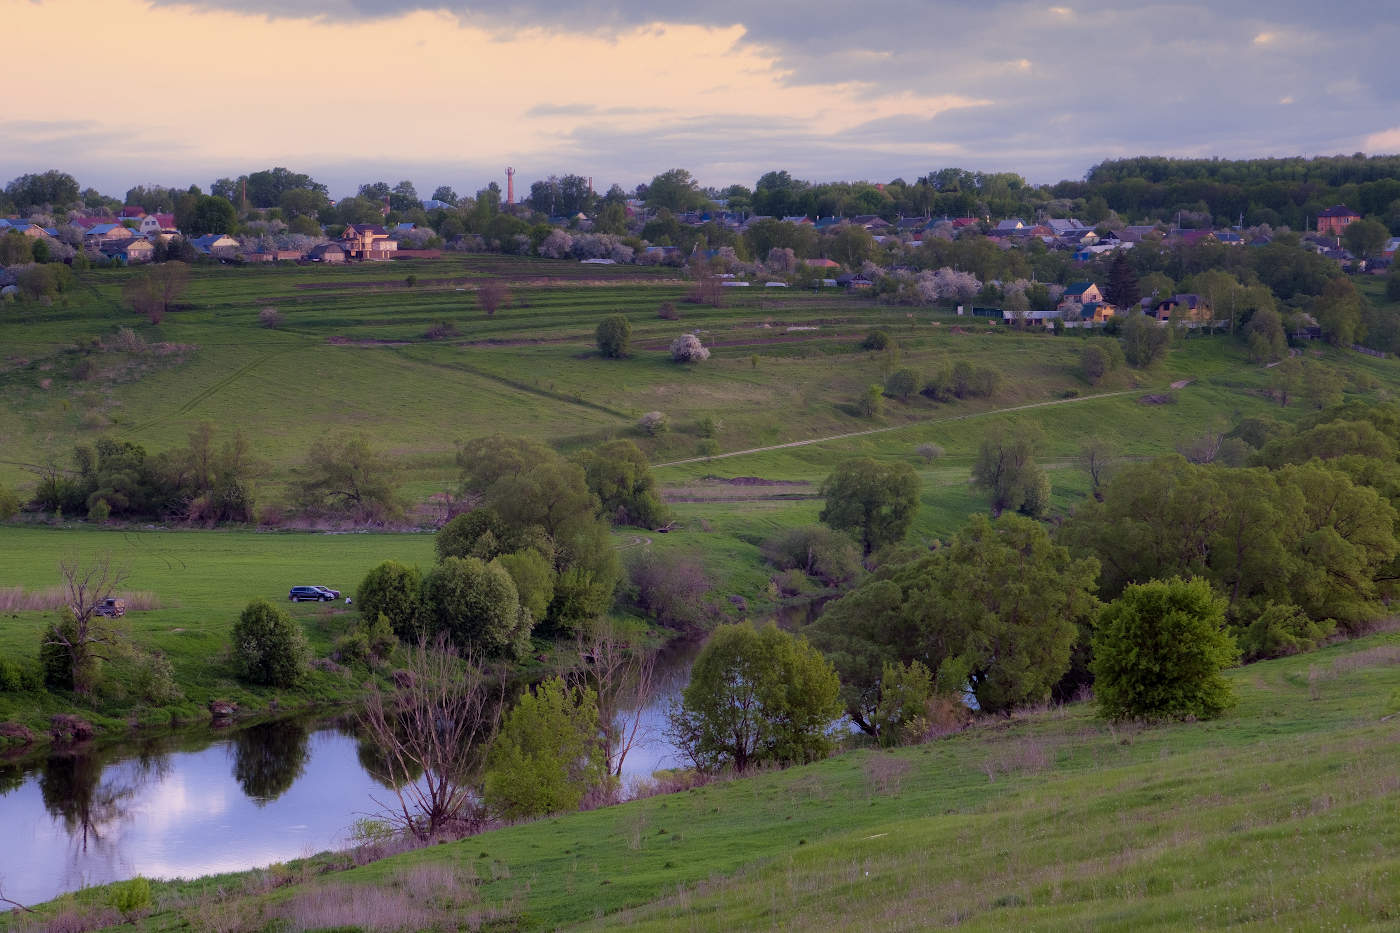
[653,388,1146,468]
[392,348,633,420]
[125,346,299,435]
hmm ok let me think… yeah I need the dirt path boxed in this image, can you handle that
[653,388,1147,469]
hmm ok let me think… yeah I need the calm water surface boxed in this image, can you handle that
[0,642,705,910]
[0,614,835,909]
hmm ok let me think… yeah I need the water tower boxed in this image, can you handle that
[505,167,515,205]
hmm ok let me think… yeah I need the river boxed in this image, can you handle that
[0,639,707,909]
[0,601,845,910]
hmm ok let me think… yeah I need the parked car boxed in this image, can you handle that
[289,586,336,602]
[93,597,126,617]
[313,585,341,600]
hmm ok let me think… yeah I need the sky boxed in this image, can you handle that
[3,0,1399,200]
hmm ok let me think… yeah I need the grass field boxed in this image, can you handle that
[0,526,437,739]
[4,256,1400,744]
[10,626,1397,931]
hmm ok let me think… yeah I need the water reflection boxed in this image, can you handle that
[230,720,310,805]
[0,721,395,909]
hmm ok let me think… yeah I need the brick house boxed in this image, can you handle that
[1316,205,1361,236]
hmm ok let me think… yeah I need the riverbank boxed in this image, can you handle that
[7,629,1397,930]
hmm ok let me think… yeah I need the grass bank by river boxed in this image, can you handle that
[7,627,1397,931]
[0,525,439,752]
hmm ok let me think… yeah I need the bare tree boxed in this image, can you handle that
[358,639,503,839]
[477,280,509,316]
[45,553,129,694]
[571,626,658,778]
[122,261,189,324]
[1078,437,1117,499]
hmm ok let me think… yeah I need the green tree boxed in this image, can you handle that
[1313,277,1364,346]
[573,439,667,527]
[972,425,1050,517]
[1342,217,1389,259]
[668,623,841,772]
[231,599,309,687]
[356,560,425,639]
[291,434,403,521]
[1119,311,1170,367]
[819,458,920,554]
[186,195,237,237]
[593,312,632,355]
[482,677,607,819]
[645,169,707,213]
[872,659,936,748]
[884,368,919,401]
[422,556,531,657]
[1105,250,1141,309]
[1091,578,1239,722]
[492,549,556,620]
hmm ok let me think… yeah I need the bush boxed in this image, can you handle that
[129,650,180,704]
[884,368,919,401]
[627,550,712,631]
[761,526,863,587]
[88,498,111,524]
[483,677,608,819]
[915,443,944,463]
[1091,578,1240,722]
[872,659,935,748]
[670,333,710,362]
[422,556,531,657]
[596,314,632,358]
[0,484,20,520]
[657,301,679,320]
[1238,602,1334,661]
[0,656,41,692]
[638,411,668,436]
[108,877,152,918]
[231,599,310,687]
[356,561,425,639]
[861,329,890,350]
[258,307,283,328]
[857,384,884,418]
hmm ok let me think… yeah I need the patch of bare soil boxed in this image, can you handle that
[660,476,816,503]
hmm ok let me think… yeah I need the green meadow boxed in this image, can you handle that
[3,255,1399,743]
[13,626,1398,931]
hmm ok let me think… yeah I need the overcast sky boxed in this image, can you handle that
[4,0,1398,200]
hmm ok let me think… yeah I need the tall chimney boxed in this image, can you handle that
[505,166,515,205]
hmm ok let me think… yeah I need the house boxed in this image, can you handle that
[340,224,397,259]
[1046,219,1088,235]
[1316,205,1361,236]
[1172,228,1217,246]
[1118,225,1161,243]
[836,273,873,289]
[851,215,892,231]
[100,238,155,264]
[0,220,46,238]
[994,218,1026,232]
[119,205,146,219]
[1060,281,1105,308]
[1153,293,1213,324]
[244,249,306,263]
[781,215,813,226]
[189,233,239,258]
[1215,231,1244,246]
[83,223,134,246]
[136,214,176,236]
[804,258,841,269]
[1078,301,1117,323]
[1383,237,1400,259]
[420,199,455,211]
[307,242,345,263]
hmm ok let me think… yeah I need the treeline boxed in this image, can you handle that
[774,398,1400,749]
[1064,155,1400,230]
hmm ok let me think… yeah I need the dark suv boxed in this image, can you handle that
[289,585,335,602]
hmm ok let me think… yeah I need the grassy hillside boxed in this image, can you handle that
[5,258,1400,740]
[10,627,1397,931]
